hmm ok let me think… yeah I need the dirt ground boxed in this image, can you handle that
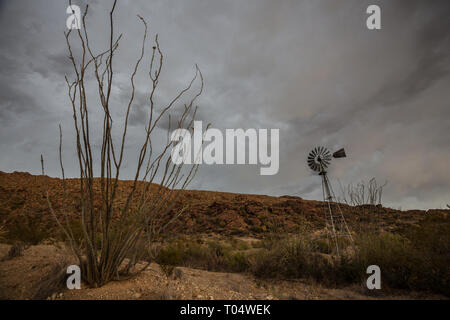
[0,243,444,300]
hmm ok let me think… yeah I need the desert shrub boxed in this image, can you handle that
[339,229,449,296]
[229,237,250,250]
[405,212,449,255]
[160,264,176,279]
[226,252,250,272]
[253,233,286,250]
[31,257,71,300]
[155,224,450,296]
[314,238,330,254]
[352,233,418,289]
[402,212,450,295]
[247,231,449,295]
[174,267,183,280]
[6,215,51,245]
[2,242,29,261]
[156,241,204,269]
[157,244,184,267]
[40,1,206,288]
[340,178,387,206]
[156,240,250,273]
[248,249,281,278]
[248,235,337,284]
[274,237,316,278]
[328,233,415,290]
[58,220,84,243]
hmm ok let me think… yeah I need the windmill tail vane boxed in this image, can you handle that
[332,148,346,158]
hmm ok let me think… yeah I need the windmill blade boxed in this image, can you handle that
[307,146,333,172]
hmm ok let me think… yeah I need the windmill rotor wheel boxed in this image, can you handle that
[307,146,332,172]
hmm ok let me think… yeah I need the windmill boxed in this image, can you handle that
[307,146,353,255]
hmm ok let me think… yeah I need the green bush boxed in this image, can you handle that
[229,237,250,250]
[248,235,335,283]
[154,215,450,297]
[403,213,450,295]
[157,244,184,266]
[353,233,418,289]
[226,252,250,272]
[6,215,51,245]
[341,230,449,296]
[155,239,250,273]
[314,238,332,254]
[247,230,449,296]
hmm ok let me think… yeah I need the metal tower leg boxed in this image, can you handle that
[320,170,353,256]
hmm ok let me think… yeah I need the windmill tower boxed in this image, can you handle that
[307,147,353,255]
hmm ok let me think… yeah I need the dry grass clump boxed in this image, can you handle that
[5,214,51,245]
[31,256,72,300]
[1,242,29,261]
[160,263,176,280]
[247,235,338,285]
[156,239,249,273]
[152,211,449,297]
[247,228,449,296]
[401,212,450,295]
[228,237,251,250]
[228,212,449,297]
[154,225,449,296]
[174,267,184,280]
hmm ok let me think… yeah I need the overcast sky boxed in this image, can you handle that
[0,0,449,210]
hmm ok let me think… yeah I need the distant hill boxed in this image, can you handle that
[0,171,438,238]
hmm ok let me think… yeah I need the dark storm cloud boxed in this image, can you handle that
[0,80,43,119]
[127,91,149,127]
[368,2,450,107]
[0,0,449,209]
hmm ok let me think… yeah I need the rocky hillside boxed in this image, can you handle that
[0,171,437,238]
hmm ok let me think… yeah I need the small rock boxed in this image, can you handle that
[133,293,142,299]
[197,294,203,299]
